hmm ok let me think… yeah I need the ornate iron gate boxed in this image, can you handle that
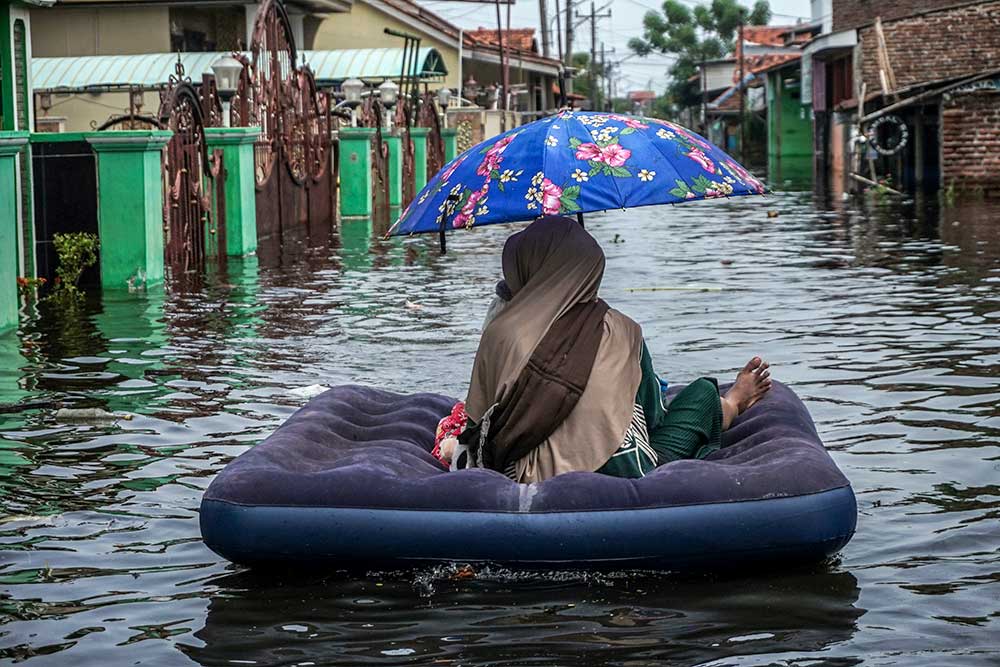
[418,92,446,180]
[159,63,226,275]
[231,0,336,262]
[359,96,391,230]
[396,102,416,208]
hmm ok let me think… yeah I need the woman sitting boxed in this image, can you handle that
[436,215,771,483]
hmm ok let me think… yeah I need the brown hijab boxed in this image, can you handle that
[465,216,644,483]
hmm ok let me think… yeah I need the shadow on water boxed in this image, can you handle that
[180,565,863,667]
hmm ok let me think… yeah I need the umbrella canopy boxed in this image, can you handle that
[390,111,766,236]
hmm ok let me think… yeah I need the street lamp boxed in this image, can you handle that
[437,87,452,128]
[337,77,366,126]
[211,54,243,127]
[342,78,364,104]
[378,79,399,107]
[378,79,400,128]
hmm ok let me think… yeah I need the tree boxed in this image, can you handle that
[629,0,771,113]
[570,52,609,110]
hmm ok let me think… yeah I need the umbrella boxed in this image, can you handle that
[389,110,767,244]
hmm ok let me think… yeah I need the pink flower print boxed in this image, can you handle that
[476,152,502,176]
[540,178,563,215]
[612,115,649,129]
[476,135,516,176]
[453,184,489,228]
[575,142,603,162]
[704,187,723,198]
[686,148,716,174]
[600,143,632,168]
[440,155,465,181]
[684,191,696,199]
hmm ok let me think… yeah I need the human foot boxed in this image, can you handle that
[721,357,772,429]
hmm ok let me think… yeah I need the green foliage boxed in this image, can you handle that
[52,232,100,296]
[570,52,612,110]
[629,0,772,111]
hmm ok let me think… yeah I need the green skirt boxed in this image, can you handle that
[597,377,723,478]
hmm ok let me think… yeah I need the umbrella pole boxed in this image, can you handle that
[439,194,460,254]
[576,212,585,228]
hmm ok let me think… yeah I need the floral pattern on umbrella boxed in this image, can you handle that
[391,111,766,236]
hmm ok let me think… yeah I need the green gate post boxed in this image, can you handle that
[442,128,458,163]
[410,126,430,192]
[87,130,172,290]
[339,127,375,219]
[205,127,260,256]
[384,131,403,208]
[0,132,28,334]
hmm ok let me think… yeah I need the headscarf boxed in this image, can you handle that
[465,216,644,483]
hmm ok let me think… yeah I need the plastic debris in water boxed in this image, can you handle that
[288,384,330,398]
[55,408,132,422]
[767,210,779,218]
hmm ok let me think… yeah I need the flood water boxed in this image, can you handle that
[1,191,998,666]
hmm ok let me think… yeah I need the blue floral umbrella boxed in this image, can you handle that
[389,110,767,238]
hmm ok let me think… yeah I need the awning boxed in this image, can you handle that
[33,47,447,91]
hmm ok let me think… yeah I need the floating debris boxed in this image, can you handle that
[767,210,779,218]
[54,408,131,423]
[288,384,330,399]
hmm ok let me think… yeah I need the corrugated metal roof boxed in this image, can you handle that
[33,48,447,91]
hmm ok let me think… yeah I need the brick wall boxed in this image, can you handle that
[833,0,970,31]
[940,90,1000,194]
[858,1,1000,93]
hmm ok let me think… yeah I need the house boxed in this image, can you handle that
[627,90,656,114]
[806,0,1000,197]
[698,24,811,165]
[310,0,561,115]
[29,0,560,133]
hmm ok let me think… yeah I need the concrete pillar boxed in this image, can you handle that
[410,126,430,192]
[442,128,458,163]
[384,131,403,208]
[0,132,28,333]
[339,127,376,219]
[205,127,260,256]
[86,130,172,290]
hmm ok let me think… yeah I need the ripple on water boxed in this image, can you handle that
[1,194,999,666]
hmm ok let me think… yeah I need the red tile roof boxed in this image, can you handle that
[467,28,537,53]
[746,53,800,76]
[628,90,657,102]
[742,25,791,47]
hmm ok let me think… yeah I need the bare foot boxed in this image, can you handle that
[721,357,772,429]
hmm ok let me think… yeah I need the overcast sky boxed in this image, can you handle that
[415,0,814,94]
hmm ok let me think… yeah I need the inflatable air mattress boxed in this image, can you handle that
[200,382,856,569]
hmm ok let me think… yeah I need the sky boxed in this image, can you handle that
[414,0,814,95]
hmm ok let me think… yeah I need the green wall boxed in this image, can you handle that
[87,131,172,289]
[0,132,28,333]
[767,64,813,183]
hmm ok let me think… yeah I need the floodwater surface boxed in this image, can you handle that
[1,192,998,666]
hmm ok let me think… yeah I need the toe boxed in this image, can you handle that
[743,357,762,373]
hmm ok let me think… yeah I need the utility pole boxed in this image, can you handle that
[601,42,608,110]
[565,0,575,95]
[738,20,745,163]
[585,1,611,111]
[590,2,597,110]
[539,0,551,58]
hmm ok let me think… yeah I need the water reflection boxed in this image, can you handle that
[1,193,998,666]
[182,567,863,666]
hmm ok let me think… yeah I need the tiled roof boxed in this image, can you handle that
[628,90,657,102]
[746,53,800,75]
[742,25,791,47]
[467,28,537,53]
